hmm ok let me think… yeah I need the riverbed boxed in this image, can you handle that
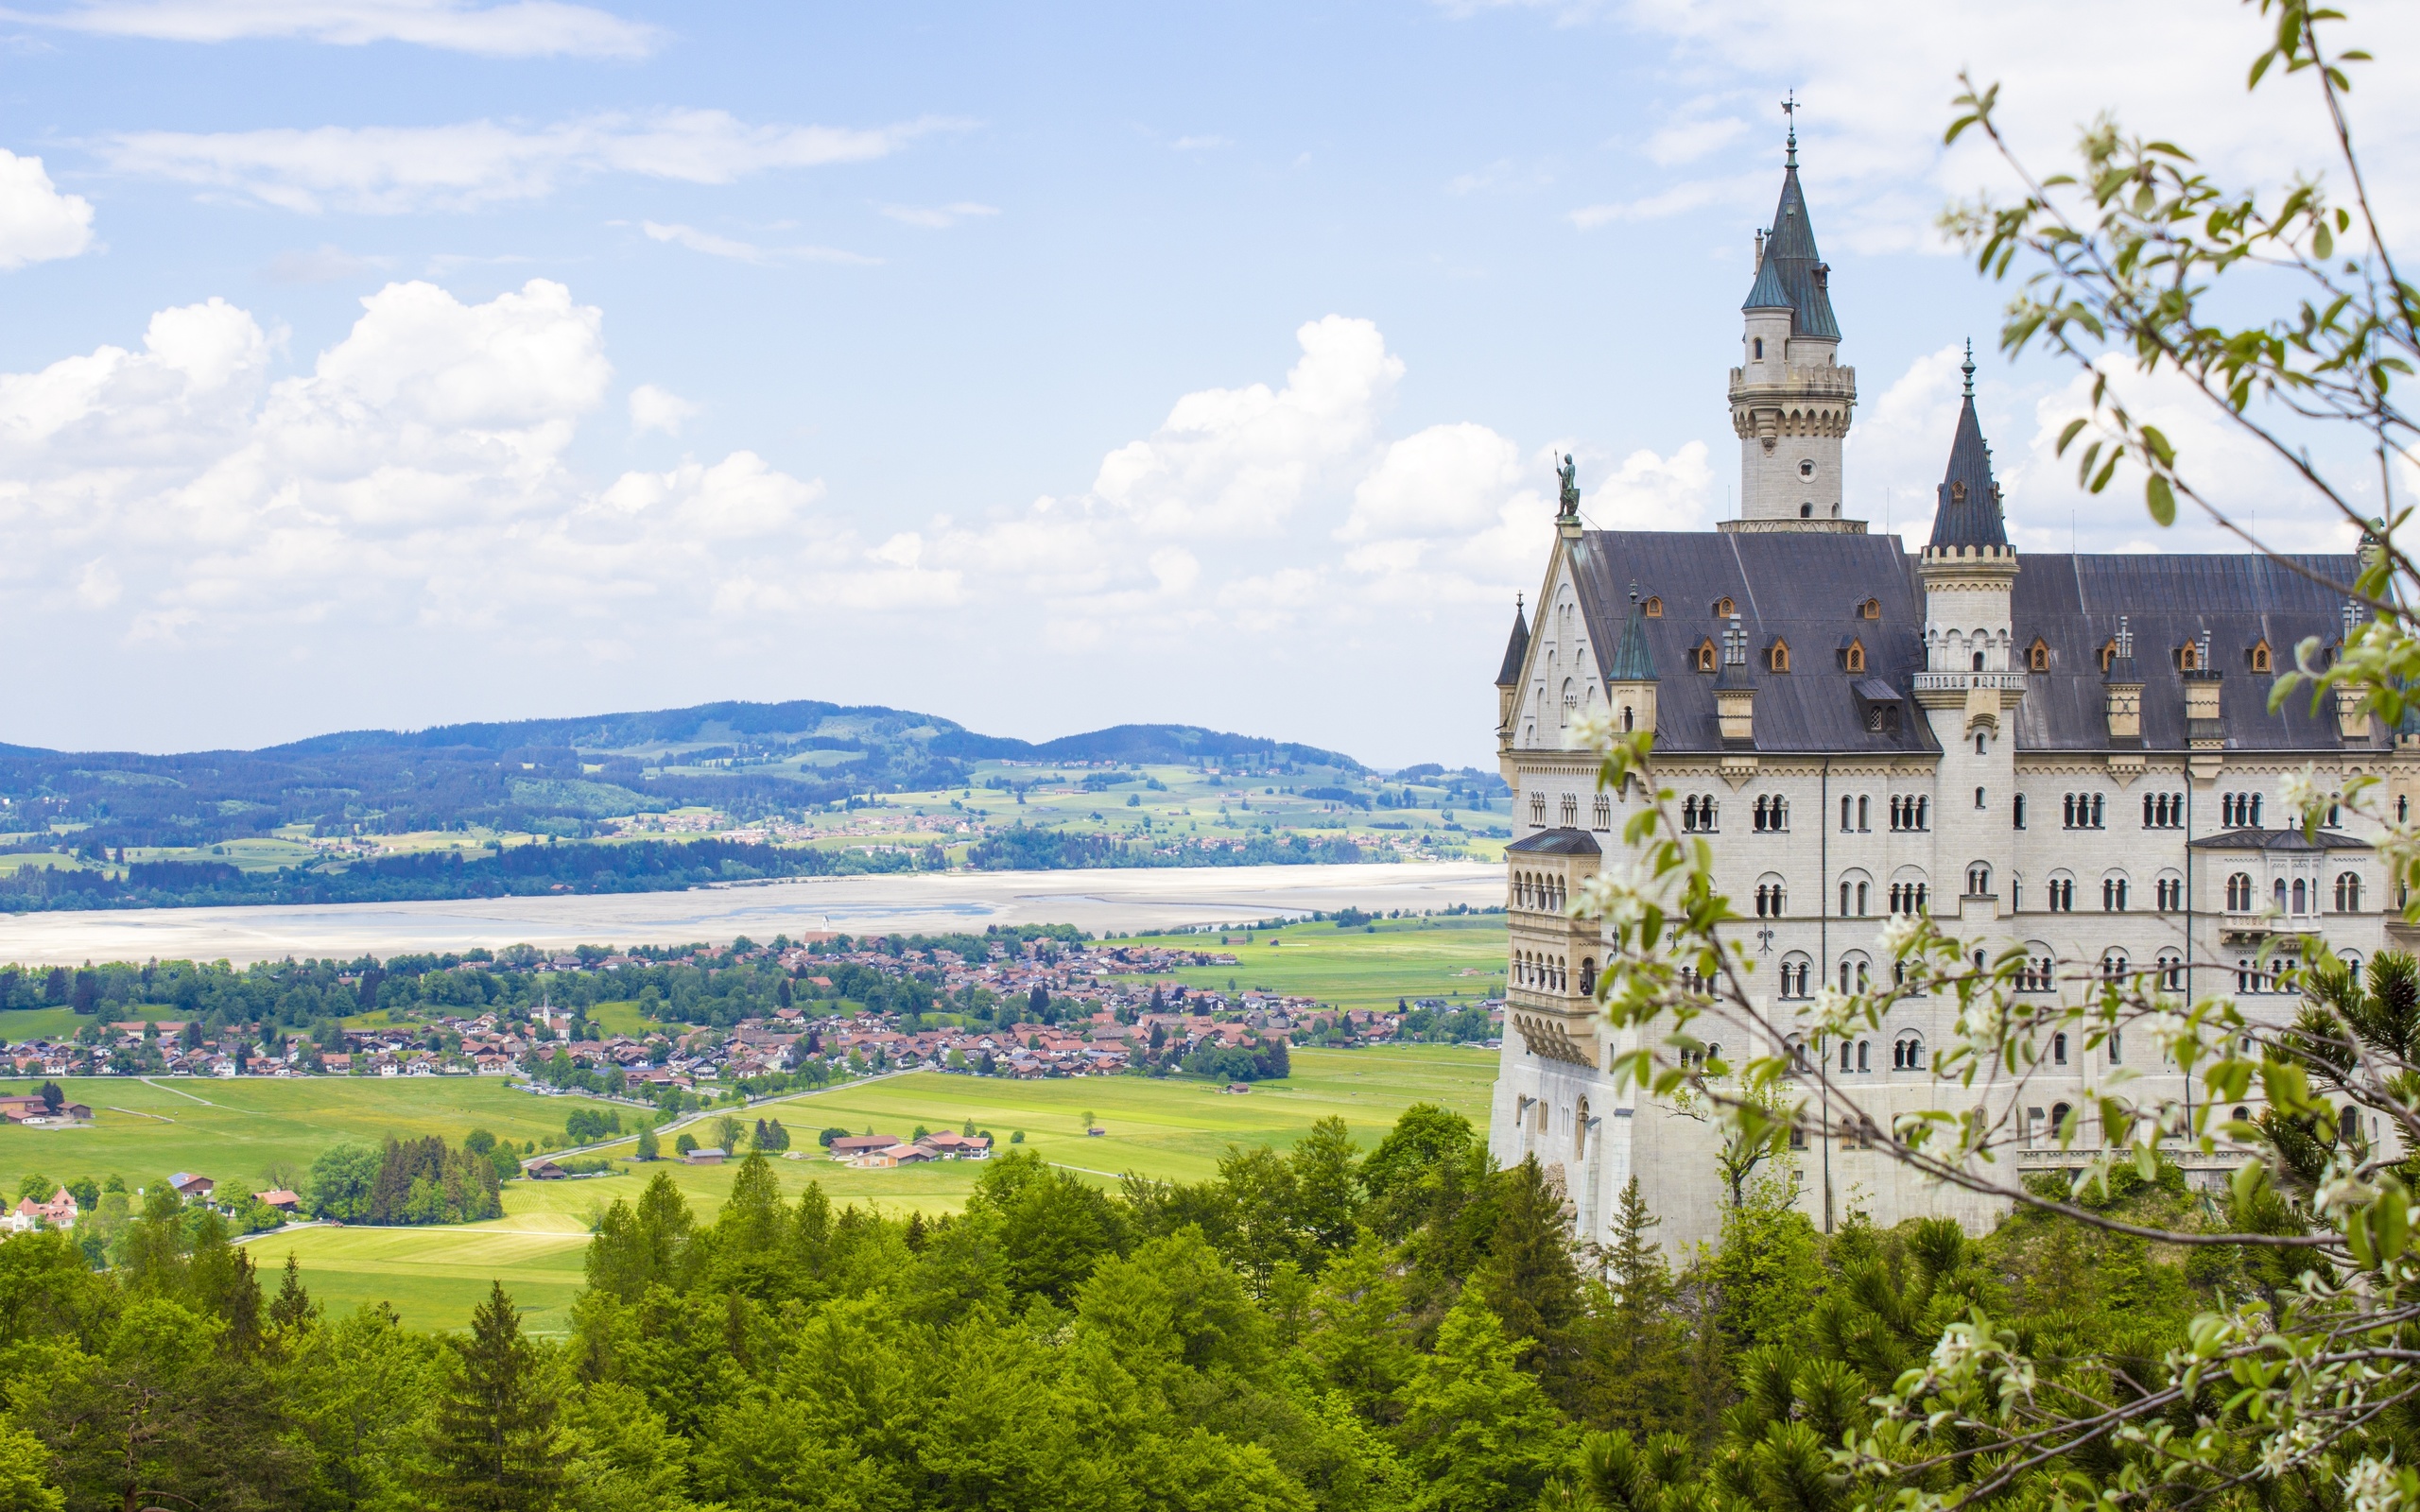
[0,862,1504,965]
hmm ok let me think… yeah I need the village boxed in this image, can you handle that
[0,931,1500,1095]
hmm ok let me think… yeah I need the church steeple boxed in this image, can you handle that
[1725,95,1858,536]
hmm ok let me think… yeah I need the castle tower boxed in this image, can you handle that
[1726,110,1859,533]
[1915,344,2022,920]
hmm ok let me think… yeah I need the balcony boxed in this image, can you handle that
[1911,670,2028,695]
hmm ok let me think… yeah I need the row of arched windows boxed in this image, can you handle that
[2142,792,2185,828]
[1681,795,1720,832]
[1752,796,1789,832]
[2063,793,2105,829]
[2221,792,2264,828]
[1513,950,1571,991]
[2223,870,2363,914]
[1889,796,1929,832]
[1754,883,1787,918]
[1512,871,1565,912]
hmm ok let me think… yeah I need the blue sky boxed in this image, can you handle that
[0,0,2407,765]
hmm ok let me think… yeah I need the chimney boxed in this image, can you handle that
[2102,617,2142,745]
[1713,613,1755,747]
[2338,601,2375,741]
[2185,630,2223,755]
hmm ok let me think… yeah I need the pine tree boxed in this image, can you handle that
[1585,1177,1685,1435]
[268,1251,319,1332]
[424,1281,568,1511]
[1470,1157,1585,1405]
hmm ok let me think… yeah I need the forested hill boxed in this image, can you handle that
[0,700,1364,855]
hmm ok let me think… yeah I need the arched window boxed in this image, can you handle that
[2102,874,2129,912]
[2251,639,2273,673]
[2052,1033,2068,1066]
[1966,862,1991,896]
[2292,878,2308,914]
[2050,1101,2072,1136]
[2338,871,2363,912]
[2155,872,2183,910]
[1713,595,1735,618]
[1695,639,1718,673]
[2100,950,2129,983]
[1843,640,1865,673]
[1561,793,1580,827]
[2226,872,2254,911]
[2158,952,2184,990]
[2178,640,2201,672]
[1893,1032,1925,1071]
[2275,878,2290,911]
[1753,336,1764,359]
[1859,597,1880,619]
[2047,873,2075,912]
[2013,793,2027,829]
[1780,954,1812,999]
[2099,640,2118,673]
[1592,795,1612,830]
[1769,639,1791,672]
[1579,957,1596,994]
[1643,596,1663,618]
[2027,638,2050,672]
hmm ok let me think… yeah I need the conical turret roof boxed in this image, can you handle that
[1927,343,2008,550]
[1495,600,1530,687]
[1609,585,1656,680]
[1740,137,1840,340]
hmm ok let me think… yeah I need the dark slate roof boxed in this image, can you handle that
[1507,827,1601,855]
[1495,602,1530,687]
[1927,392,2007,550]
[1739,162,1840,341]
[1562,532,2374,755]
[2010,552,2371,751]
[2188,827,2368,852]
[1566,530,1933,755]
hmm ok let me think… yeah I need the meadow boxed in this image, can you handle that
[0,1075,628,1195]
[1116,913,1506,1014]
[255,1044,1497,1333]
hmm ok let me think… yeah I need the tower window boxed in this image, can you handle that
[1753,337,1764,359]
[1800,503,1812,518]
[1798,459,1815,479]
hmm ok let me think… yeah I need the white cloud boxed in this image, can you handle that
[0,280,940,644]
[1093,315,1401,537]
[103,111,969,214]
[878,200,997,229]
[0,150,95,268]
[638,220,878,266]
[626,383,697,437]
[1521,3,2420,253]
[21,0,660,57]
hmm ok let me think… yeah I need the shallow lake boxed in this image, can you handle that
[0,861,1502,964]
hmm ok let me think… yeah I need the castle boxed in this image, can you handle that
[1484,126,2405,1249]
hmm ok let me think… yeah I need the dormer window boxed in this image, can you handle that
[1841,639,1866,674]
[1858,597,1880,620]
[1949,481,1969,505]
[2027,638,2050,672]
[1642,596,1663,618]
[1713,595,1736,618]
[2177,642,2201,673]
[2249,639,2273,673]
[1767,639,1791,673]
[1694,639,1718,673]
[2100,639,2118,673]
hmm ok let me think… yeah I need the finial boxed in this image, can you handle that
[1961,338,1977,400]
[1781,90,1799,165]
[1516,593,1523,613]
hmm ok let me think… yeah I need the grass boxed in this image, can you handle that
[0,1076,626,1194]
[1119,915,1507,1014]
[254,1045,1496,1334]
[0,1006,92,1040]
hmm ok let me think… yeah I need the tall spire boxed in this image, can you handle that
[1610,582,1656,681]
[1739,97,1838,341]
[1926,350,2008,550]
[1495,596,1531,688]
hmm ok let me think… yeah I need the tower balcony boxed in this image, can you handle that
[1727,364,1858,399]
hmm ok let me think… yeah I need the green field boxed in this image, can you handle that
[254,1045,1497,1334]
[0,1075,627,1194]
[1120,914,1506,1013]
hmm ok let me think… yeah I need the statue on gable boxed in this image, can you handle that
[1556,454,1580,518]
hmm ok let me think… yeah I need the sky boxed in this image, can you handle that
[0,0,2412,767]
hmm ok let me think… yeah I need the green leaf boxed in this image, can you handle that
[2314,221,2333,260]
[2146,474,2176,526]
[2056,417,2088,455]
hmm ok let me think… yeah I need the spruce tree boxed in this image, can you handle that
[1470,1156,1584,1405]
[1586,1177,1685,1435]
[424,1281,568,1511]
[268,1251,319,1332]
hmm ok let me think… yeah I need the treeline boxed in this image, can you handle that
[0,837,918,913]
[967,823,1377,870]
[302,1134,507,1226]
[0,1102,2261,1510]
